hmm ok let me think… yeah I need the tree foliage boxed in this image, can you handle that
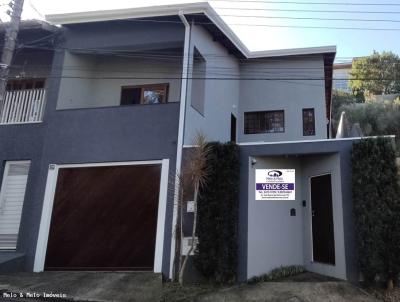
[349,51,400,96]
[194,142,239,284]
[341,102,400,152]
[352,138,400,284]
[331,90,358,135]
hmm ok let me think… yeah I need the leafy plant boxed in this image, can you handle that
[247,266,306,284]
[178,133,211,285]
[352,138,400,287]
[335,101,400,153]
[194,142,240,284]
[349,51,400,96]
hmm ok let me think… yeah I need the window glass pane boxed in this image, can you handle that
[244,110,284,134]
[143,88,165,104]
[120,84,168,105]
[120,88,141,105]
[303,108,315,136]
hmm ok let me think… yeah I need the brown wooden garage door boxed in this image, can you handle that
[44,164,161,271]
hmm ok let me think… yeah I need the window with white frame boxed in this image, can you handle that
[0,161,30,249]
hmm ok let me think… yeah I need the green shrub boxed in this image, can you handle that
[352,137,400,284]
[247,266,306,284]
[194,142,239,284]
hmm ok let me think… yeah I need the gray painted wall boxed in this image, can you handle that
[247,157,303,278]
[184,24,239,144]
[0,20,183,278]
[0,18,337,282]
[247,153,346,280]
[238,139,358,282]
[238,56,327,143]
[301,154,347,280]
[62,19,185,52]
[57,52,182,109]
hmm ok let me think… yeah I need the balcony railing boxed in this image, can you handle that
[0,88,46,124]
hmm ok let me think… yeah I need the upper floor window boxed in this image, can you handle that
[191,48,206,115]
[6,79,45,91]
[120,83,168,105]
[244,110,284,134]
[302,108,315,136]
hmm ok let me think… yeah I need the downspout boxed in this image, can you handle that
[169,11,191,280]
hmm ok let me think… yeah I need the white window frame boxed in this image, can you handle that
[0,160,31,250]
[33,159,169,273]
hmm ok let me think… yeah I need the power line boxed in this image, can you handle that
[16,45,400,68]
[28,0,45,20]
[15,16,400,32]
[212,14,400,23]
[209,0,400,6]
[212,6,400,14]
[18,45,345,61]
[105,17,400,31]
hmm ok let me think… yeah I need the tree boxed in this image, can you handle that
[331,90,358,136]
[349,51,400,96]
[341,101,400,152]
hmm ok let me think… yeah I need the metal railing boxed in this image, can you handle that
[0,88,46,124]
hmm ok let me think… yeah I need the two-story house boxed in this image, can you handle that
[0,2,359,282]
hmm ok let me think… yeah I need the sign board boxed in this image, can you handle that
[255,169,295,200]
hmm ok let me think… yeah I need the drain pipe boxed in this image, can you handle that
[169,11,191,280]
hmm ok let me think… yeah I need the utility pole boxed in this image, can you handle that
[0,0,24,105]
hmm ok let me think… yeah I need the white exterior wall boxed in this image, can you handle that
[57,52,182,109]
[183,24,239,145]
[238,57,327,143]
[247,153,347,280]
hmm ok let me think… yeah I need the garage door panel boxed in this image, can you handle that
[44,164,161,270]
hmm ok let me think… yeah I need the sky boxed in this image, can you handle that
[3,0,400,61]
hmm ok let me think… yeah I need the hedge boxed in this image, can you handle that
[194,142,239,283]
[352,137,400,284]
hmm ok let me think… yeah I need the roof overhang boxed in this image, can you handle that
[46,2,336,59]
[0,19,59,34]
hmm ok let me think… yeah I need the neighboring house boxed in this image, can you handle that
[0,2,362,283]
[333,62,352,92]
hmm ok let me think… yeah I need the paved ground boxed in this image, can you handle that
[0,272,382,302]
[194,282,380,302]
[0,272,162,302]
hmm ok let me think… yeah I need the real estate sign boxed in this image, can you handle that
[255,169,295,200]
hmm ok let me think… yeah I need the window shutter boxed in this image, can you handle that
[0,161,30,249]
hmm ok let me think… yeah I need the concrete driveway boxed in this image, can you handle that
[0,272,162,302]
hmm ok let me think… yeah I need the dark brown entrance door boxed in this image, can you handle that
[44,164,161,271]
[310,174,335,265]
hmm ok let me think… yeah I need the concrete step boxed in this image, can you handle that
[0,272,162,302]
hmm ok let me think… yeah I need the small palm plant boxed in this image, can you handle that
[177,133,211,285]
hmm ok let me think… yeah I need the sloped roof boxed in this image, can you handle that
[46,2,336,59]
